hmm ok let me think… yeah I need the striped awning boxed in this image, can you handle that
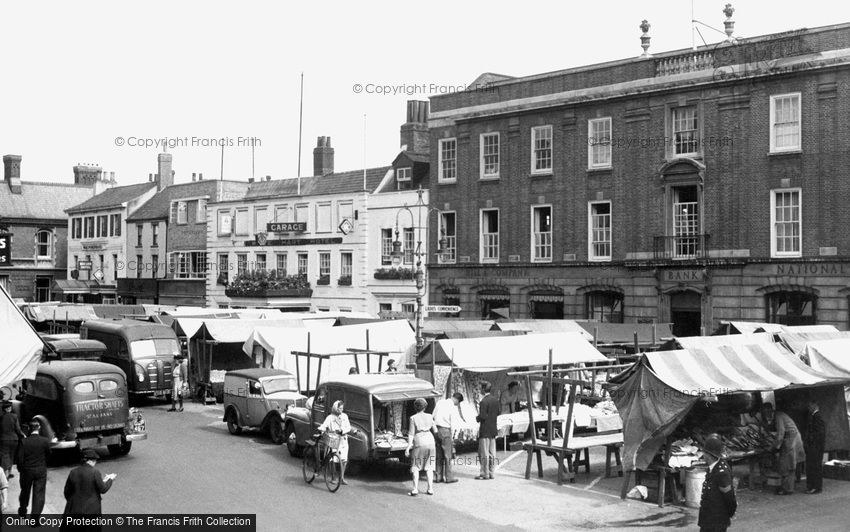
[645,343,844,395]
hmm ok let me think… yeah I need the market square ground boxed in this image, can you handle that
[4,401,849,531]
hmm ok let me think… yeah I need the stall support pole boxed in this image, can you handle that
[431,338,436,385]
[633,331,639,355]
[546,348,553,446]
[593,327,598,348]
[365,329,371,373]
[295,351,301,393]
[306,333,311,394]
[523,374,543,479]
[652,324,656,347]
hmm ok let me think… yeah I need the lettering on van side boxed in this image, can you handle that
[74,399,125,412]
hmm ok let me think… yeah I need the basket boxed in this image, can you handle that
[322,432,342,451]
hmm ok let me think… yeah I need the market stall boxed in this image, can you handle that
[242,319,417,392]
[188,318,309,402]
[490,319,594,340]
[575,321,673,357]
[608,344,850,506]
[418,332,617,447]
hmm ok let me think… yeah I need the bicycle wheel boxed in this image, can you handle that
[324,453,342,492]
[302,445,317,484]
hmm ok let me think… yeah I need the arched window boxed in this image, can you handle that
[36,230,53,259]
[766,291,816,325]
[585,291,624,323]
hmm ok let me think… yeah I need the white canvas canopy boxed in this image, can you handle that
[0,284,44,388]
[432,332,607,372]
[801,339,850,377]
[675,332,787,351]
[492,319,594,340]
[243,320,416,388]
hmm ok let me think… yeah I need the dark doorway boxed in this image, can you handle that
[531,301,564,319]
[670,291,701,337]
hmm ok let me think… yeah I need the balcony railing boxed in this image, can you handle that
[653,234,710,260]
[655,51,714,76]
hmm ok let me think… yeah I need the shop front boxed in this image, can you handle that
[117,278,158,304]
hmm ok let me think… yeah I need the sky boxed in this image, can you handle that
[2,0,850,186]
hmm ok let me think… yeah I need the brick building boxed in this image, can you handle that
[0,155,99,301]
[426,21,850,334]
[122,160,249,305]
[65,166,157,303]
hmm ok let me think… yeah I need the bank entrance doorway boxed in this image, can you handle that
[670,291,701,337]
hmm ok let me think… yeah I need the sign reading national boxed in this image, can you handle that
[267,222,307,233]
[0,233,10,266]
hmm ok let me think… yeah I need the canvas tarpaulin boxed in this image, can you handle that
[778,331,850,359]
[608,346,850,471]
[576,321,673,346]
[242,320,416,390]
[0,284,44,388]
[802,339,850,377]
[491,319,594,340]
[430,332,607,372]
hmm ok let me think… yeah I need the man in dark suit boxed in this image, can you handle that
[475,380,500,480]
[17,419,51,519]
[805,401,826,494]
[0,400,25,479]
[62,449,115,518]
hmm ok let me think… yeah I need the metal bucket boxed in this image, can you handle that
[684,468,707,508]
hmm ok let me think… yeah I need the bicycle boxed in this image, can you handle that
[302,431,344,492]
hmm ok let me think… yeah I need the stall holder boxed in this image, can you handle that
[509,358,627,486]
[608,345,850,507]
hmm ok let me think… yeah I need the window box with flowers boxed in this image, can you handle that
[373,267,415,280]
[224,270,312,298]
[337,275,352,286]
[316,275,330,286]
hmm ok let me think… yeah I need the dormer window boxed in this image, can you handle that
[396,167,412,190]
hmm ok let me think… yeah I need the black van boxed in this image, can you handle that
[81,319,180,400]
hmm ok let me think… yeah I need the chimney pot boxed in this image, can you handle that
[248,177,255,183]
[192,172,197,182]
[199,173,203,180]
[266,175,271,181]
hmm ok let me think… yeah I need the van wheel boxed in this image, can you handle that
[226,411,242,435]
[269,418,285,445]
[108,442,132,457]
[285,424,303,457]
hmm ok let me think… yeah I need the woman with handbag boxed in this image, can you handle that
[169,355,188,412]
[405,397,437,496]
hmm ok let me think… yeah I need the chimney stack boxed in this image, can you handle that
[199,172,203,181]
[192,172,197,182]
[73,163,103,188]
[400,101,429,154]
[157,153,173,191]
[313,136,334,176]
[3,155,22,194]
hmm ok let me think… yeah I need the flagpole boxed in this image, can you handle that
[363,113,367,191]
[297,72,304,195]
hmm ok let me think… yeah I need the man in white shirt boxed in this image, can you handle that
[432,392,465,483]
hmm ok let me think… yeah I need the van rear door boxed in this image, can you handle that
[66,374,128,433]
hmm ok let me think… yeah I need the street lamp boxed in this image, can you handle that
[390,187,448,350]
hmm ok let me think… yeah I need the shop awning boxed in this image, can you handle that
[51,279,91,295]
[429,332,607,372]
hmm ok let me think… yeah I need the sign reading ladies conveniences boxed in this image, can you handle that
[267,222,307,233]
